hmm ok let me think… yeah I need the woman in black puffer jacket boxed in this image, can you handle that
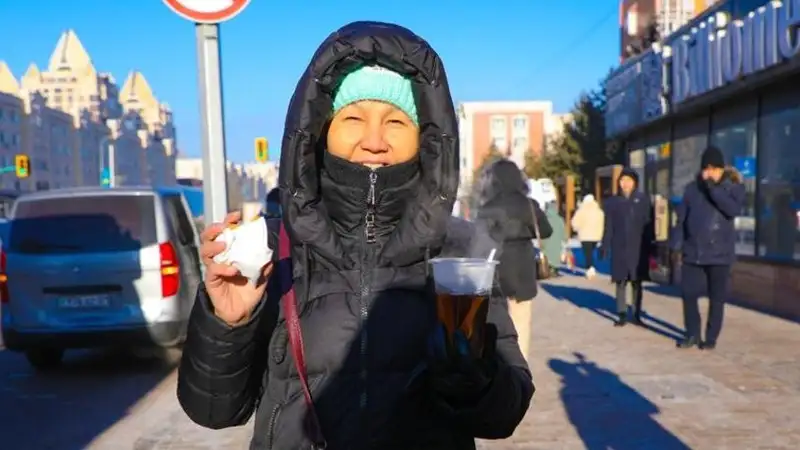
[176,21,533,450]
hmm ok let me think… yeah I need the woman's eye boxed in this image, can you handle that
[387,119,406,125]
[344,115,362,122]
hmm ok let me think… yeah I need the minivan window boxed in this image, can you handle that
[164,195,195,245]
[8,195,157,254]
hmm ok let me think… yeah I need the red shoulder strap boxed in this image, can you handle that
[278,224,326,449]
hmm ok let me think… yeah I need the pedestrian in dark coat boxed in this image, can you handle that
[476,159,552,300]
[176,21,533,450]
[264,187,281,218]
[671,146,745,350]
[600,168,654,326]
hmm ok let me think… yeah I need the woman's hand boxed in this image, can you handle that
[199,211,273,326]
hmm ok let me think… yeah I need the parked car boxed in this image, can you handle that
[0,187,203,370]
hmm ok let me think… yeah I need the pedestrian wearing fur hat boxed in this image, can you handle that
[671,146,745,350]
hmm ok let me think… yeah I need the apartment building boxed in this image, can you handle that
[620,0,716,62]
[0,29,177,190]
[119,71,177,186]
[0,64,24,191]
[457,101,555,186]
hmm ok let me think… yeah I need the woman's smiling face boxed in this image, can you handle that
[326,100,420,169]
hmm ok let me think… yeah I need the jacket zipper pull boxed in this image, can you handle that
[365,171,378,244]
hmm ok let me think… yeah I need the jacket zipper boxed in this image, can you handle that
[266,403,281,448]
[359,170,378,411]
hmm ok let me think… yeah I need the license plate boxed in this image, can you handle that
[57,295,111,309]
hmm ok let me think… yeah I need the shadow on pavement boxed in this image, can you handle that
[644,278,800,325]
[0,348,177,449]
[542,282,685,342]
[549,352,692,450]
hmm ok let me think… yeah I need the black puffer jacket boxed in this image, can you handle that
[177,21,533,450]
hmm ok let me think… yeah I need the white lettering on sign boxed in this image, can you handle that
[179,0,234,13]
[666,0,800,104]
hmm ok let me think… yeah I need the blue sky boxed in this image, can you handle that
[0,0,620,163]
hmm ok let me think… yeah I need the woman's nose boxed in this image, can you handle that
[360,124,389,153]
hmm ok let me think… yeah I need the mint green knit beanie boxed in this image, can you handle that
[332,65,418,124]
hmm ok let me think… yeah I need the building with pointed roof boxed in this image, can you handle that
[3,29,177,190]
[119,70,177,186]
[0,62,26,191]
[1,29,268,197]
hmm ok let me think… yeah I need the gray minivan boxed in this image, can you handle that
[0,187,203,370]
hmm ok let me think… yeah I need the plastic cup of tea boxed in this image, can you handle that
[429,257,498,356]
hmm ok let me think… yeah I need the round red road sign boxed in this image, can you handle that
[163,0,251,24]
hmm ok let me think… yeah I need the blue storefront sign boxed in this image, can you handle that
[604,0,800,138]
[667,0,800,106]
[734,156,755,179]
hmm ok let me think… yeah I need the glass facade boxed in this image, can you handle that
[630,82,800,262]
[757,87,800,261]
[670,116,708,200]
[710,98,758,255]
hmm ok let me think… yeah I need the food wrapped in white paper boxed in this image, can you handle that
[212,216,273,285]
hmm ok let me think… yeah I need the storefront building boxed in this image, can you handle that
[605,0,800,319]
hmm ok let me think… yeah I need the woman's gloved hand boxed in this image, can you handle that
[427,322,499,406]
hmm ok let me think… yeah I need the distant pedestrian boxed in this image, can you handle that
[476,159,553,299]
[476,159,552,362]
[541,201,566,277]
[671,146,745,350]
[264,187,281,218]
[571,194,605,278]
[600,168,654,327]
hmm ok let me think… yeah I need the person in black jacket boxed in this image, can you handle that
[600,168,654,327]
[177,21,533,450]
[671,146,745,350]
[264,187,281,218]
[475,159,552,299]
[474,159,551,362]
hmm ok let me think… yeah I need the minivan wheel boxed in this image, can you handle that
[25,348,65,371]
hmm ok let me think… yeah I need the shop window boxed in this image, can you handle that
[645,131,671,199]
[757,87,800,260]
[645,129,672,243]
[628,139,646,193]
[710,98,758,255]
[671,115,709,200]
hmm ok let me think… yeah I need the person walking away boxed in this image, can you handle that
[601,169,653,327]
[571,194,605,278]
[671,146,745,350]
[176,22,533,450]
[541,201,566,277]
[264,187,281,219]
[476,159,552,361]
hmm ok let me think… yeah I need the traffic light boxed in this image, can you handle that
[100,168,111,188]
[15,154,30,178]
[255,137,268,163]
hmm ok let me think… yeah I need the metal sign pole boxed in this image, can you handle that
[195,22,229,225]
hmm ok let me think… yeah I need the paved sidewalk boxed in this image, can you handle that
[479,272,800,450]
[22,271,799,449]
